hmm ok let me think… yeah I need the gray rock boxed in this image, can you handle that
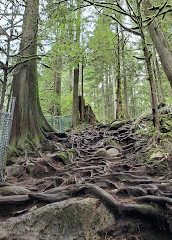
[0,198,115,240]
[94,148,110,157]
[6,164,23,176]
[107,148,119,156]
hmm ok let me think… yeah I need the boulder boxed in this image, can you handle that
[0,185,30,196]
[0,198,115,240]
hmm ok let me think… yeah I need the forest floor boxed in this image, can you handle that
[1,112,172,239]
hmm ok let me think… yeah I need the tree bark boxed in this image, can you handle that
[121,28,129,119]
[54,57,62,116]
[137,0,159,129]
[142,0,172,88]
[11,0,51,148]
[111,64,117,120]
[81,62,84,121]
[102,77,105,124]
[116,24,124,120]
[72,0,81,127]
[73,66,79,126]
[155,55,165,103]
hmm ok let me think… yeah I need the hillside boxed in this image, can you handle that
[0,111,172,239]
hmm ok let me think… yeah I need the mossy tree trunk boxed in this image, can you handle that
[11,0,52,148]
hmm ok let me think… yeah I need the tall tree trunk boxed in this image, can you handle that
[121,28,129,119]
[69,68,73,92]
[0,70,8,110]
[137,0,159,128]
[142,0,172,88]
[152,53,160,104]
[81,62,84,121]
[11,0,51,148]
[155,56,165,103]
[102,78,105,124]
[73,66,79,126]
[130,81,136,117]
[54,57,62,116]
[111,64,117,120]
[105,71,109,121]
[72,0,81,127]
[0,8,14,110]
[116,24,124,120]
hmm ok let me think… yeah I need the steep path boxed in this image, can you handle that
[0,122,172,239]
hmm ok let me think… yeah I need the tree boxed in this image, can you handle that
[0,1,24,110]
[11,0,52,148]
[72,0,81,127]
[82,0,160,127]
[116,23,124,120]
[121,27,129,119]
[143,0,172,88]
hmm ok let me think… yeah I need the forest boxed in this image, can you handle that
[0,0,172,239]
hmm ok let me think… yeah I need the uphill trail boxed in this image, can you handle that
[1,121,172,239]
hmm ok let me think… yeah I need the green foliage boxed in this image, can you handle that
[37,0,171,124]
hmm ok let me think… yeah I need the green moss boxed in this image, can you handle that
[111,141,119,147]
[58,152,71,164]
[110,120,127,130]
[7,146,21,159]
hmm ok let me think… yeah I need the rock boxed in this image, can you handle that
[6,164,23,177]
[0,198,115,240]
[94,148,110,158]
[107,148,119,156]
[110,120,126,130]
[0,230,7,240]
[0,185,30,196]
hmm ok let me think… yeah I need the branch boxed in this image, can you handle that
[0,61,6,71]
[144,1,169,27]
[133,56,145,60]
[102,12,141,36]
[8,56,41,74]
[84,0,130,16]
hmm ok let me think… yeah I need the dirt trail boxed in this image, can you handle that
[1,122,172,239]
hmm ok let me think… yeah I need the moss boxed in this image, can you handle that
[136,149,153,163]
[7,146,21,159]
[58,152,71,164]
[110,120,127,130]
[0,185,30,196]
[111,141,119,147]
